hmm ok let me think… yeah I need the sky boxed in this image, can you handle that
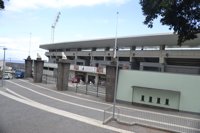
[0,0,172,62]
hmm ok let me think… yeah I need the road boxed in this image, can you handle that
[0,79,199,133]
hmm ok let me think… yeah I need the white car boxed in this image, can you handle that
[3,73,13,79]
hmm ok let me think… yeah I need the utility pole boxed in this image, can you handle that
[51,12,61,43]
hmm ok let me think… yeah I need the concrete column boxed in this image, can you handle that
[57,59,70,91]
[105,65,117,102]
[74,54,77,65]
[85,73,89,83]
[160,45,165,50]
[131,46,136,50]
[92,48,96,51]
[25,56,33,78]
[33,58,44,83]
[77,48,81,51]
[159,45,166,64]
[159,57,165,64]
[105,47,110,51]
[95,74,99,85]
[131,58,139,70]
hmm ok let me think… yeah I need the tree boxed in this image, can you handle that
[0,0,4,9]
[140,0,200,46]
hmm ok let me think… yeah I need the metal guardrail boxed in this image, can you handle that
[103,106,200,133]
[103,105,120,124]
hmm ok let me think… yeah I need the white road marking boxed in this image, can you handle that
[19,79,200,122]
[0,90,132,133]
[8,80,103,112]
[7,80,200,131]
[5,88,34,102]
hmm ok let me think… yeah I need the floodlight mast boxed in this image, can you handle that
[51,12,61,43]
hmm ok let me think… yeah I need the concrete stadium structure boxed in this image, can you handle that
[40,33,200,113]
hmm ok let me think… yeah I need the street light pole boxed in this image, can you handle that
[112,11,119,119]
[2,47,7,87]
[28,32,32,56]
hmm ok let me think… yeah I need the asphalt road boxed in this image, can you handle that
[0,79,200,133]
[0,93,117,133]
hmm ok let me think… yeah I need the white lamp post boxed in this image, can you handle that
[112,11,119,119]
[1,47,7,87]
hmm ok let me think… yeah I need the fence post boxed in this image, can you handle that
[103,109,105,124]
[86,82,88,95]
[97,81,99,97]
[76,83,78,93]
[46,74,47,84]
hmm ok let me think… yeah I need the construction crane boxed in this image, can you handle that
[51,12,61,43]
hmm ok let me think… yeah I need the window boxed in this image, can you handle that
[77,62,83,65]
[157,98,160,104]
[141,95,145,101]
[149,96,152,103]
[165,99,169,105]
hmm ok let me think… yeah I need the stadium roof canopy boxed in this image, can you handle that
[40,33,200,50]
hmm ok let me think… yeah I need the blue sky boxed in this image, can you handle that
[0,0,171,62]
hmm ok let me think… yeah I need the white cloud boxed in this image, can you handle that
[6,0,129,11]
[0,37,47,61]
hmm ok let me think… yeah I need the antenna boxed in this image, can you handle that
[51,12,61,43]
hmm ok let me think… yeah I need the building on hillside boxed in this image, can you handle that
[40,33,200,113]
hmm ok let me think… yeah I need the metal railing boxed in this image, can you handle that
[68,82,106,97]
[42,74,57,84]
[41,74,106,98]
[103,106,200,133]
[103,105,120,124]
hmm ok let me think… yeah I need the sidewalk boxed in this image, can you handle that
[27,79,200,133]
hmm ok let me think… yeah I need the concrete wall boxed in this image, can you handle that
[117,70,200,113]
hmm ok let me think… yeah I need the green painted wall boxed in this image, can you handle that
[117,70,200,113]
